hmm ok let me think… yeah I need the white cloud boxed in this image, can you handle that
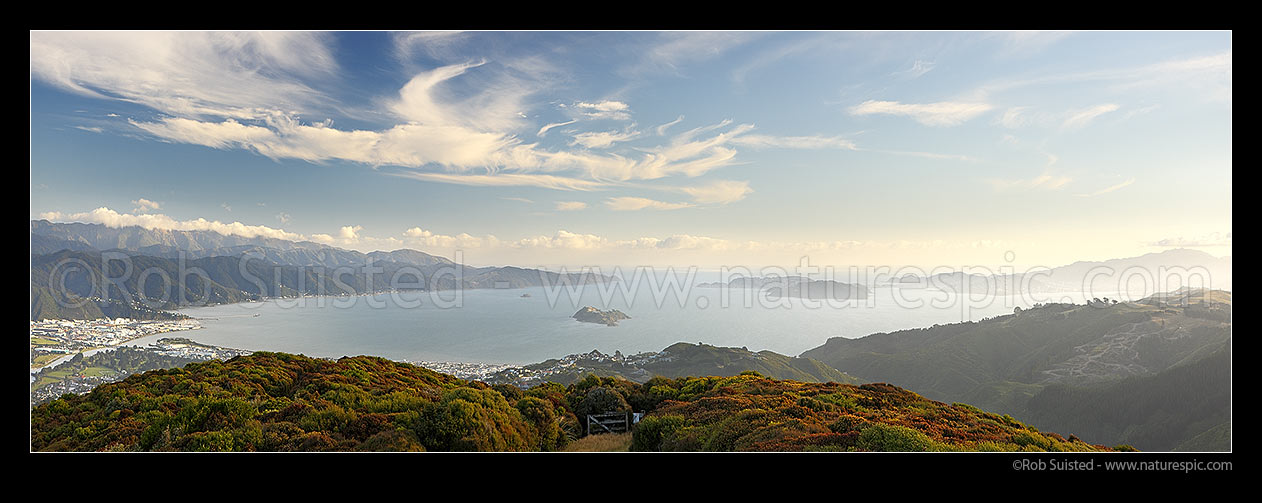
[221,202,232,212]
[131,198,161,213]
[605,197,694,211]
[510,230,609,250]
[554,201,588,211]
[39,207,305,241]
[30,31,337,120]
[848,100,993,126]
[1062,103,1120,129]
[574,101,631,121]
[654,234,733,250]
[388,60,536,133]
[679,180,753,204]
[338,225,363,242]
[537,119,576,137]
[570,130,639,149]
[402,226,488,249]
[732,134,857,150]
[276,212,291,224]
[389,171,610,191]
[1076,178,1135,197]
[655,115,684,136]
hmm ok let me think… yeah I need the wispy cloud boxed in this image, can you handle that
[30,31,338,120]
[679,180,753,204]
[732,134,857,150]
[893,59,936,79]
[998,107,1032,128]
[991,31,1074,58]
[1062,103,1120,129]
[1076,177,1135,197]
[554,201,588,211]
[570,130,639,149]
[628,32,761,76]
[849,100,993,127]
[391,31,470,62]
[605,196,694,211]
[536,119,576,137]
[969,51,1231,103]
[987,171,1072,191]
[388,171,610,191]
[655,115,684,136]
[573,101,632,121]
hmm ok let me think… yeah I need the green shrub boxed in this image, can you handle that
[857,423,935,452]
[631,414,686,451]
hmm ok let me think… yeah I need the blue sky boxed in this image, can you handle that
[30,31,1232,269]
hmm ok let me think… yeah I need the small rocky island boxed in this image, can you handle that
[572,306,631,326]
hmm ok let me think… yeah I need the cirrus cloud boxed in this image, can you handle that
[848,100,994,127]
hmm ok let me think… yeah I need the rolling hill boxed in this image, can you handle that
[800,289,1231,450]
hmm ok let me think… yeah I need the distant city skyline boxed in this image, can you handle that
[30,31,1232,269]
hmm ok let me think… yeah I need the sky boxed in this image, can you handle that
[30,31,1232,270]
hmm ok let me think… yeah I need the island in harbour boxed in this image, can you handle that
[573,306,630,326]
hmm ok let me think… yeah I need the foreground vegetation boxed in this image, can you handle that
[31,352,1115,452]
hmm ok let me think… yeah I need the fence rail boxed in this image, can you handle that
[587,412,630,435]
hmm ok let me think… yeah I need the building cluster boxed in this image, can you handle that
[30,318,201,359]
[147,338,252,361]
[409,360,521,381]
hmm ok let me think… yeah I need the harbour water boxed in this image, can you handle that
[118,280,1120,366]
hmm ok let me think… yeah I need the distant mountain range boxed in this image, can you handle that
[697,276,869,300]
[29,220,612,320]
[911,248,1231,295]
[800,289,1231,451]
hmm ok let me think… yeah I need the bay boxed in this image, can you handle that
[121,275,1121,366]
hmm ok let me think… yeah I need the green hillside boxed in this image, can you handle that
[29,352,1112,452]
[801,291,1231,451]
[501,342,861,386]
[1022,342,1231,451]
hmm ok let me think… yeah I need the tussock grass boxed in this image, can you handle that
[562,432,632,452]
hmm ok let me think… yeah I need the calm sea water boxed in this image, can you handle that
[122,276,1116,365]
